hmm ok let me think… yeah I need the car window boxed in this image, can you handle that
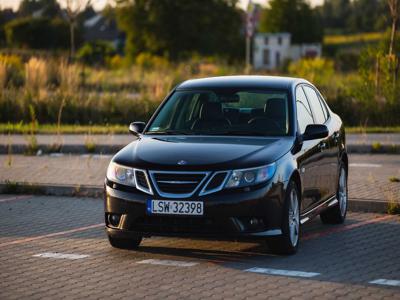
[296,86,314,134]
[317,94,329,120]
[303,86,326,124]
[146,89,290,136]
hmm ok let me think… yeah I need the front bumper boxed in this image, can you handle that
[104,180,286,240]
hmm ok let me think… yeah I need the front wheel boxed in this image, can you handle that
[320,165,348,224]
[108,235,142,250]
[267,181,300,255]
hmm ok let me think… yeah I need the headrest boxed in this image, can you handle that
[264,98,286,118]
[200,102,223,120]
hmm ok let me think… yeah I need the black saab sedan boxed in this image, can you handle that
[104,76,348,254]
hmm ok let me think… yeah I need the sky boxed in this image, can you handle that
[1,0,324,11]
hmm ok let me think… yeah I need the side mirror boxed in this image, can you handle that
[129,121,146,136]
[303,124,329,141]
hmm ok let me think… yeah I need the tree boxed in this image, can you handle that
[318,0,351,33]
[62,0,92,59]
[319,0,388,34]
[116,0,243,61]
[18,0,61,18]
[388,0,399,56]
[5,17,70,49]
[259,0,323,43]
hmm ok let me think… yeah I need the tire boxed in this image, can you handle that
[267,181,300,255]
[108,235,142,250]
[320,164,348,224]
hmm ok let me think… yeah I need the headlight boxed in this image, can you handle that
[224,163,276,189]
[106,162,135,186]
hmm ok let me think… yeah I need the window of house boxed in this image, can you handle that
[276,52,281,67]
[278,36,282,45]
[263,49,270,65]
[264,37,269,45]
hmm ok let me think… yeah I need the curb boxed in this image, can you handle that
[347,198,388,214]
[0,182,103,198]
[0,144,123,155]
[347,144,400,154]
[0,182,392,214]
[1,144,399,155]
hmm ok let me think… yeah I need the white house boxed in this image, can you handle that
[253,33,322,70]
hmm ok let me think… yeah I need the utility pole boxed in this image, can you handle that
[246,0,255,74]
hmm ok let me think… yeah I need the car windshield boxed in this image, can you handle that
[146,89,290,136]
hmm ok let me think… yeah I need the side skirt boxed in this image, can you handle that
[300,196,337,224]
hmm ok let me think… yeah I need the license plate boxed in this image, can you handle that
[147,200,203,216]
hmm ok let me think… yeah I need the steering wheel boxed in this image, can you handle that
[248,117,283,133]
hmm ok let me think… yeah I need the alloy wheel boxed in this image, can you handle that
[338,168,347,217]
[288,188,300,247]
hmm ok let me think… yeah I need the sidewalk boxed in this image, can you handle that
[0,153,398,213]
[0,133,400,154]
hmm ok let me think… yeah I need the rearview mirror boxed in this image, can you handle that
[129,122,146,136]
[302,124,329,141]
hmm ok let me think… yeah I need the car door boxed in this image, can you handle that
[302,85,333,203]
[316,91,340,198]
[294,85,322,211]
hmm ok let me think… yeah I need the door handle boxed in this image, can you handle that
[318,142,327,151]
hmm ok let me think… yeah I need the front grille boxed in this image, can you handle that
[204,172,228,191]
[149,171,208,197]
[134,169,152,194]
[135,170,149,189]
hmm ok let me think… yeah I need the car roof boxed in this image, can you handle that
[176,75,309,91]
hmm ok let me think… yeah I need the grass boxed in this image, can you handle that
[389,176,400,183]
[387,201,400,215]
[0,180,45,195]
[324,32,383,46]
[0,123,128,134]
[346,127,400,133]
[1,124,400,135]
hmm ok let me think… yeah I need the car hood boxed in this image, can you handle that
[113,135,294,171]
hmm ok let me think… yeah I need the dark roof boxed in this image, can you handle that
[177,76,306,90]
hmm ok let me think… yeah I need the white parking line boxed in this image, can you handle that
[137,259,198,267]
[33,252,89,260]
[349,163,382,168]
[245,267,320,278]
[369,279,400,287]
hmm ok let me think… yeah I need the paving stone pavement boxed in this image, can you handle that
[0,194,399,299]
[0,153,398,202]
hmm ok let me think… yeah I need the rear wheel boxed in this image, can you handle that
[267,181,300,255]
[320,165,348,224]
[108,235,142,250]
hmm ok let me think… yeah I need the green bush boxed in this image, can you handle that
[288,58,335,87]
[5,17,70,49]
[77,41,116,66]
[0,54,24,87]
[135,52,170,70]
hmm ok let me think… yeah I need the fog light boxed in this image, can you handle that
[108,214,121,227]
